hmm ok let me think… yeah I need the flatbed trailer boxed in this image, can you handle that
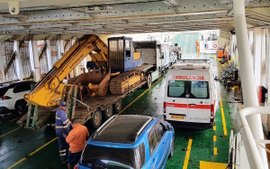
[70,77,147,128]
[66,64,158,128]
[19,35,163,129]
[17,78,147,128]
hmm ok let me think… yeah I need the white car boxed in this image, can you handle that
[0,80,36,114]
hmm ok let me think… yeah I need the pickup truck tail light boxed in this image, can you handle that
[2,96,11,100]
[74,164,78,169]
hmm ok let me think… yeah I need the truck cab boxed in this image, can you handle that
[108,36,142,72]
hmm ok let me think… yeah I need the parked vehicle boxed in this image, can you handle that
[220,63,240,92]
[0,80,36,114]
[76,115,175,169]
[134,40,170,73]
[163,59,218,128]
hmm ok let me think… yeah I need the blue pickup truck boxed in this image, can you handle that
[76,115,175,169]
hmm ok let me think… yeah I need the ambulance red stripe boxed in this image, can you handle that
[164,102,212,109]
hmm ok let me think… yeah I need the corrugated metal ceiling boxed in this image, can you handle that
[0,0,269,40]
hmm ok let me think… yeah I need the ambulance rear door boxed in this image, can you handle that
[187,79,211,123]
[164,76,188,121]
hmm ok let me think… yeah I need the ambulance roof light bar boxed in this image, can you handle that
[179,59,211,64]
[172,61,210,70]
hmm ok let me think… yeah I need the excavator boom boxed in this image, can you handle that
[25,34,108,107]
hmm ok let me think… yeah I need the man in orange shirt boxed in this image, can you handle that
[65,119,89,169]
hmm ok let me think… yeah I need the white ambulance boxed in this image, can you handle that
[163,59,218,128]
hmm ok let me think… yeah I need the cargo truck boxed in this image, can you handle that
[20,35,164,128]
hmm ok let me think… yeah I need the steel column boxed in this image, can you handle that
[233,0,268,168]
[57,39,64,59]
[28,40,41,81]
[14,40,22,80]
[266,28,270,136]
[260,28,266,87]
[46,40,52,70]
[254,28,262,86]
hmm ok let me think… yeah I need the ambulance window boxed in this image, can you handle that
[168,80,185,97]
[190,81,209,99]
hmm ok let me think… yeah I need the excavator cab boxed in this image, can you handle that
[108,36,142,72]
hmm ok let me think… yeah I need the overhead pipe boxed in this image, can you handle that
[233,0,268,168]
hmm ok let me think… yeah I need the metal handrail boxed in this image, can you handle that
[239,106,270,169]
[72,97,90,112]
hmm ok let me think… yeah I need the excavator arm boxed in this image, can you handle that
[25,34,108,107]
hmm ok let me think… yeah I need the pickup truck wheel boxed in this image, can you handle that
[15,100,27,115]
[92,109,102,129]
[0,107,9,116]
[114,99,122,113]
[104,105,113,120]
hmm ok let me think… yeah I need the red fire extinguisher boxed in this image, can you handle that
[258,86,268,105]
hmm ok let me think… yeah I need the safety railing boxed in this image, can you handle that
[239,106,270,169]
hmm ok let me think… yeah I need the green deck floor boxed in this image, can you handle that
[0,69,233,169]
[118,75,232,169]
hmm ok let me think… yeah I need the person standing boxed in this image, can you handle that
[55,101,72,166]
[66,119,89,169]
[196,40,200,55]
[174,43,182,60]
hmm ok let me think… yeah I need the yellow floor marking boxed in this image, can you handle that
[213,125,216,131]
[0,127,20,138]
[214,147,218,156]
[213,135,217,142]
[200,161,227,169]
[118,77,163,114]
[219,98,223,107]
[219,97,228,136]
[7,137,57,169]
[183,139,193,169]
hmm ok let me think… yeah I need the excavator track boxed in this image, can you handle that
[109,70,145,95]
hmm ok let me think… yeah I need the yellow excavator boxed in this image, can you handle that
[25,35,145,107]
[25,34,108,107]
[23,34,157,128]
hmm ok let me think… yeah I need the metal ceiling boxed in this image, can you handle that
[0,0,269,40]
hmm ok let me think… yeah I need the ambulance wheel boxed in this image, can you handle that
[92,109,102,129]
[210,118,215,127]
[147,74,152,88]
[114,99,122,113]
[104,104,113,120]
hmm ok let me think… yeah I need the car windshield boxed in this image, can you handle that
[81,144,135,169]
[168,80,209,99]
